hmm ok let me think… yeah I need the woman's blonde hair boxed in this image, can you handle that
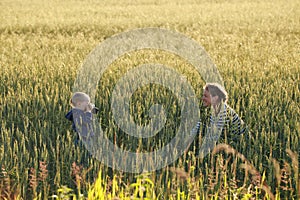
[70,92,90,108]
[204,83,228,103]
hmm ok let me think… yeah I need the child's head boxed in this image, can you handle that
[70,92,91,110]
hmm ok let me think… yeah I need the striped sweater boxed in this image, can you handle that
[192,103,247,140]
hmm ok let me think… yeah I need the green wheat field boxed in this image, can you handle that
[0,0,299,199]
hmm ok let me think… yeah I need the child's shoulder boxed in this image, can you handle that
[65,109,73,121]
[72,107,84,111]
[72,108,93,117]
[72,108,85,115]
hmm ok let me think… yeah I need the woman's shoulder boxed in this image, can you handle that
[225,104,237,115]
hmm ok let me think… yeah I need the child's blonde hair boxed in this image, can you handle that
[70,92,90,108]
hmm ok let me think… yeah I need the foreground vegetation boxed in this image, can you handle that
[0,0,299,199]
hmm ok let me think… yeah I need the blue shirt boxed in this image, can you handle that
[66,108,95,140]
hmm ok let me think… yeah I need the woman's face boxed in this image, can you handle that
[202,88,219,107]
[202,89,212,107]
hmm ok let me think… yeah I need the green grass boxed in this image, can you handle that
[0,0,299,199]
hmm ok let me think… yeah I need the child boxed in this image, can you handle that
[65,92,99,145]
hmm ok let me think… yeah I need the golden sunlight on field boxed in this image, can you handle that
[0,0,299,199]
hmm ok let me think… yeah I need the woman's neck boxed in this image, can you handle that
[212,102,225,116]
